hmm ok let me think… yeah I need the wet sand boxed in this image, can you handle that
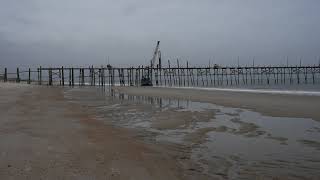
[109,86,320,179]
[114,86,320,121]
[1,83,320,179]
[0,83,187,180]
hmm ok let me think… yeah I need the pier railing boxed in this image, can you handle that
[1,65,320,87]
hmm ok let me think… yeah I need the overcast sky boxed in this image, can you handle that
[1,0,320,68]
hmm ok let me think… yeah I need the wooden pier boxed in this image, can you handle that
[1,65,320,87]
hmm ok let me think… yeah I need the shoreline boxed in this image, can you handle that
[114,86,320,121]
[0,83,187,180]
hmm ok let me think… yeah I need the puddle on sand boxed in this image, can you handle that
[64,87,320,179]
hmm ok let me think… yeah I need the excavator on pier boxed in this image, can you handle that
[141,41,161,86]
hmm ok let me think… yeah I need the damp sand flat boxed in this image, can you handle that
[0,83,184,180]
[2,83,320,179]
[102,86,320,179]
[114,86,320,121]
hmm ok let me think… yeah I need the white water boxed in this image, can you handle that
[161,86,320,96]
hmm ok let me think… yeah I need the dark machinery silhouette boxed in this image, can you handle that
[141,41,161,86]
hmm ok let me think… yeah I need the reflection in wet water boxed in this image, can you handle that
[109,89,217,112]
[65,87,320,179]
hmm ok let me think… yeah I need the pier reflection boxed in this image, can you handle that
[109,89,194,110]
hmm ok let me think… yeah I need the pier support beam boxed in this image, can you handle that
[69,68,72,86]
[39,66,42,85]
[28,68,31,84]
[61,66,64,86]
[48,68,53,86]
[4,68,7,82]
[71,68,74,86]
[16,68,20,83]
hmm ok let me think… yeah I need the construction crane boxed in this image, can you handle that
[150,41,161,69]
[141,41,161,86]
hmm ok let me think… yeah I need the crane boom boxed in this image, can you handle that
[150,41,160,68]
[141,41,161,86]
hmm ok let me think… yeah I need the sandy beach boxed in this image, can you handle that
[0,83,187,180]
[1,83,320,179]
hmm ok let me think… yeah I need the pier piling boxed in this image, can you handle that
[16,68,20,83]
[4,68,7,82]
[1,65,319,88]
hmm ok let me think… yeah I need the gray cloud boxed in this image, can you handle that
[1,0,320,68]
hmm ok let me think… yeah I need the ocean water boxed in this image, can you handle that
[172,86,320,96]
[152,71,320,92]
[154,75,320,96]
[155,78,320,91]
